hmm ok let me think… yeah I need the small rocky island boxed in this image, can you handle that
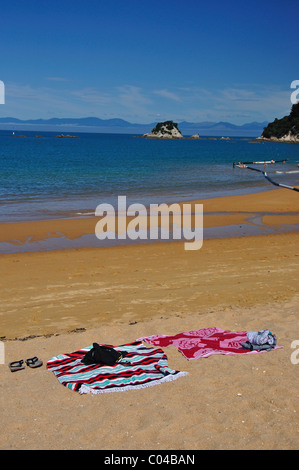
[143,120,183,139]
[258,102,299,143]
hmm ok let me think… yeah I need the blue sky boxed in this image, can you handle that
[0,0,298,124]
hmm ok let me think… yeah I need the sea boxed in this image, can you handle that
[0,130,299,223]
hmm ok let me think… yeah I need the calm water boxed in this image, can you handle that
[0,130,299,222]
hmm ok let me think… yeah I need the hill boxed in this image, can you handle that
[260,102,299,142]
[0,116,268,137]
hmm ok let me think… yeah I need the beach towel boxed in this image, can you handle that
[137,327,281,360]
[47,341,187,394]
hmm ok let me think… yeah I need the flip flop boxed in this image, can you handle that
[9,360,25,372]
[25,357,43,368]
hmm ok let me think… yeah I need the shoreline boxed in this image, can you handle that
[0,185,298,341]
[0,183,273,225]
[1,186,299,254]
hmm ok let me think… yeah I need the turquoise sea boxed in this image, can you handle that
[0,130,299,223]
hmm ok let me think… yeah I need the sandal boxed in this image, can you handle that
[25,357,43,368]
[9,360,25,372]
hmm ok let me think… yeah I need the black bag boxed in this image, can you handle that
[82,343,124,366]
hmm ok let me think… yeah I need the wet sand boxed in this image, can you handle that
[0,187,298,450]
[1,187,298,253]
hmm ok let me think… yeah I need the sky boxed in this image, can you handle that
[0,0,298,125]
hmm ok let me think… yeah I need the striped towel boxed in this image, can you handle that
[47,341,187,394]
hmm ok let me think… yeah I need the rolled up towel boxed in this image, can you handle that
[241,330,277,351]
[247,330,276,345]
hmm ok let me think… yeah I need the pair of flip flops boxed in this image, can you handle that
[9,357,43,372]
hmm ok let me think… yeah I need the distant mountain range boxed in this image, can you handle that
[0,116,268,137]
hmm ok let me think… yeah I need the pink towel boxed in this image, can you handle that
[137,327,281,360]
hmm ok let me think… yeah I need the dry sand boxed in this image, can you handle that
[0,188,298,450]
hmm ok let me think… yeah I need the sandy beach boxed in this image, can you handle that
[1,188,299,450]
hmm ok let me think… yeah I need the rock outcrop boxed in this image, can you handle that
[258,102,299,143]
[143,121,183,139]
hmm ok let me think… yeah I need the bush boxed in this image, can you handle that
[152,121,178,133]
